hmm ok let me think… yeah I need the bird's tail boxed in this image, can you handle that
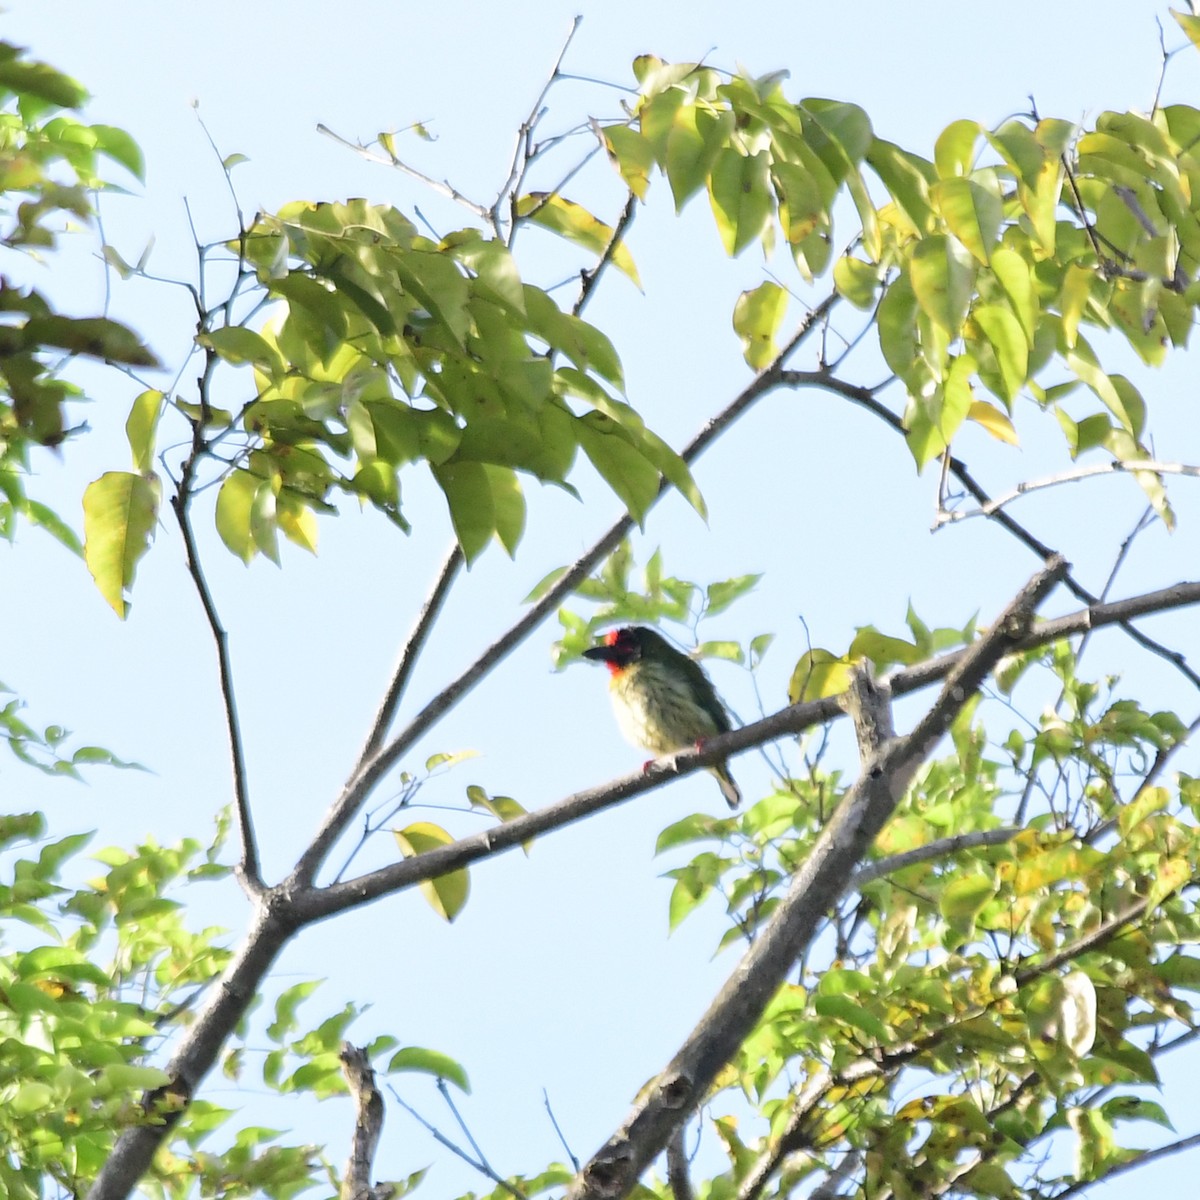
[710,763,742,809]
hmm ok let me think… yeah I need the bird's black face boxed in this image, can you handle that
[583,626,644,668]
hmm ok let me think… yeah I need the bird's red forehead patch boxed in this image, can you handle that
[605,629,622,646]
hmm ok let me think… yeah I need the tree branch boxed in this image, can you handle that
[494,16,584,238]
[315,123,493,226]
[171,415,261,895]
[353,542,463,770]
[1051,1129,1200,1200]
[666,1127,694,1200]
[848,827,1022,891]
[291,295,839,888]
[933,458,1197,526]
[574,190,637,317]
[564,558,1065,1200]
[297,570,1200,922]
[339,1043,394,1200]
[778,368,1200,692]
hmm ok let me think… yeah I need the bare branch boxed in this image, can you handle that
[777,368,1200,693]
[298,569,1200,922]
[493,16,584,236]
[316,123,493,226]
[934,458,1196,526]
[666,1127,694,1200]
[390,1087,528,1200]
[354,542,463,769]
[575,189,638,317]
[848,828,1022,891]
[170,345,262,896]
[339,1043,394,1200]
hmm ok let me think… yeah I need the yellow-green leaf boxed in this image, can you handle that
[833,256,878,310]
[515,193,641,288]
[82,471,161,618]
[931,176,1002,265]
[125,389,163,474]
[972,304,1028,404]
[969,399,1019,445]
[732,281,788,369]
[216,470,259,564]
[910,235,976,335]
[393,822,469,922]
[1173,7,1200,52]
[788,649,853,704]
[934,118,982,178]
[602,125,654,200]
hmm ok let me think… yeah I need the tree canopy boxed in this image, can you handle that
[5,10,1200,1200]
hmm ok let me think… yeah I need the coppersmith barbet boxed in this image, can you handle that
[583,626,742,808]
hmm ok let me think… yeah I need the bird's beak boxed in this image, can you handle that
[583,645,614,663]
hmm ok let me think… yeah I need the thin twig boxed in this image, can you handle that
[934,459,1194,525]
[316,124,492,225]
[574,190,637,317]
[543,1089,580,1171]
[777,368,1200,693]
[436,1077,495,1180]
[492,16,584,237]
[170,491,261,894]
[389,1087,527,1200]
[1051,1129,1200,1200]
[354,543,463,769]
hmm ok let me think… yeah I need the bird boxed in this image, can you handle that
[582,626,742,808]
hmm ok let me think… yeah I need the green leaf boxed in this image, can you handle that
[216,470,260,564]
[934,119,981,178]
[387,1046,471,1093]
[706,574,762,617]
[199,326,285,378]
[732,282,787,369]
[833,256,878,309]
[515,194,641,288]
[576,412,661,526]
[0,54,86,108]
[432,461,494,564]
[24,315,158,367]
[910,235,976,335]
[812,994,890,1042]
[602,124,655,200]
[972,304,1028,404]
[484,464,525,557]
[939,872,995,934]
[82,472,160,618]
[125,389,163,474]
[90,123,145,180]
[932,177,1002,265]
[1174,8,1200,52]
[708,146,773,256]
[393,822,469,921]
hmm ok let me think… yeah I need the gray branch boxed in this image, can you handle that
[340,1043,394,1200]
[563,558,1066,1200]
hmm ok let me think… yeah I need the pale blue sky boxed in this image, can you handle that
[3,2,1200,1195]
